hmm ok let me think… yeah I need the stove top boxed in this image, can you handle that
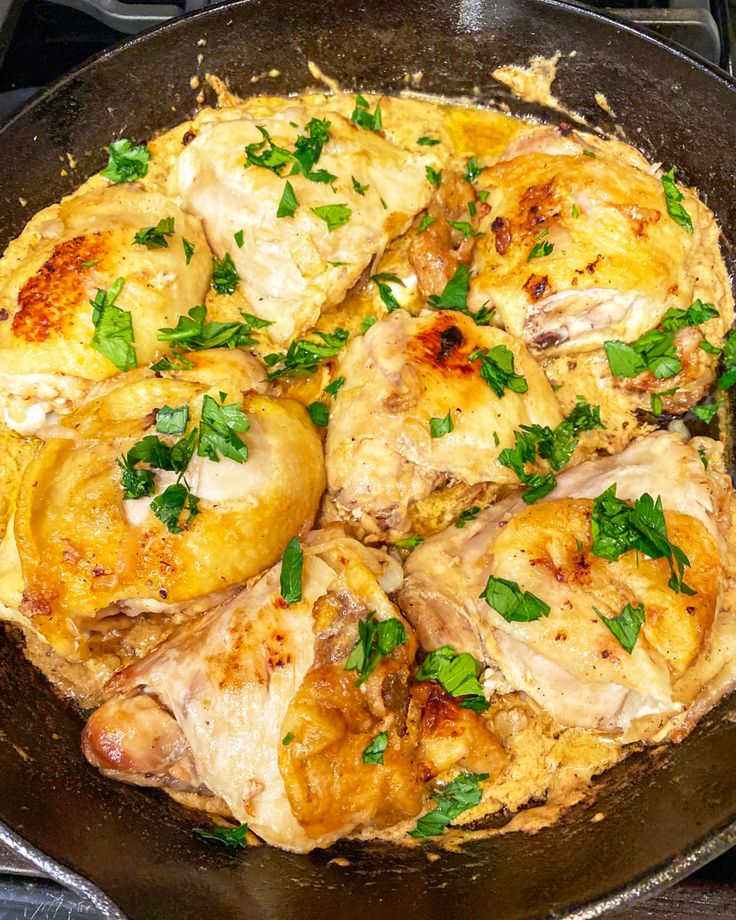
[0,0,733,916]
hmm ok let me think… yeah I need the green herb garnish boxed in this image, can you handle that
[345,612,407,686]
[193,823,248,849]
[595,602,646,654]
[211,254,240,295]
[90,277,136,372]
[307,401,329,427]
[661,167,693,233]
[409,772,489,838]
[280,537,303,605]
[371,272,405,313]
[426,166,442,189]
[264,328,348,380]
[415,646,488,711]
[156,405,189,436]
[394,535,424,550]
[277,181,299,218]
[101,139,150,184]
[134,216,174,249]
[429,411,454,439]
[351,95,382,132]
[469,344,528,399]
[455,506,481,528]
[362,732,389,765]
[481,576,550,622]
[312,204,352,232]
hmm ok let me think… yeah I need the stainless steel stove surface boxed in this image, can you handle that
[0,1,734,917]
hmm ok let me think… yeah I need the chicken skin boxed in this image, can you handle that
[0,351,325,659]
[82,530,507,851]
[0,185,212,434]
[170,105,431,346]
[400,432,732,741]
[325,309,564,537]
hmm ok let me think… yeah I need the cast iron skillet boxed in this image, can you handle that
[0,0,735,917]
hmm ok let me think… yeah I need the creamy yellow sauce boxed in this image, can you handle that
[0,81,734,852]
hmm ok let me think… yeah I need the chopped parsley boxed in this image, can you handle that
[277,181,299,218]
[469,344,528,399]
[661,167,693,233]
[156,405,189,436]
[417,136,440,146]
[394,535,424,550]
[498,429,556,503]
[100,138,150,184]
[417,215,435,234]
[409,772,489,838]
[660,299,718,332]
[481,575,551,622]
[425,166,442,189]
[595,602,646,655]
[90,277,136,372]
[282,732,294,746]
[415,646,488,711]
[455,506,481,528]
[362,732,389,765]
[182,238,195,264]
[527,230,554,262]
[153,305,270,370]
[690,400,722,424]
[571,202,580,219]
[371,272,405,313]
[591,484,694,594]
[150,482,200,534]
[427,264,493,324]
[211,254,240,295]
[351,95,382,132]
[463,156,484,184]
[244,125,293,174]
[193,823,248,849]
[324,376,346,397]
[650,387,678,416]
[345,612,407,685]
[429,411,454,438]
[698,448,709,469]
[244,120,336,183]
[264,327,349,379]
[360,316,377,334]
[134,216,174,249]
[280,537,303,605]
[717,329,736,389]
[311,204,352,232]
[234,229,245,247]
[197,394,250,464]
[307,401,329,426]
[351,175,369,196]
[447,220,481,239]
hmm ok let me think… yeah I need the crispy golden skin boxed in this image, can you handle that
[12,357,325,658]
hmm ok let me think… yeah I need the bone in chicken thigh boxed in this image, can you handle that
[400,431,732,742]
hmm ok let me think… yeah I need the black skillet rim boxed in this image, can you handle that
[1,0,735,916]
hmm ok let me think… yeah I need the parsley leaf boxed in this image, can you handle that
[661,167,693,234]
[312,204,352,232]
[517,396,604,473]
[193,823,248,849]
[690,400,722,424]
[345,612,407,686]
[447,220,481,239]
[155,305,270,368]
[360,316,377,334]
[156,405,189,436]
[234,229,245,248]
[591,485,694,594]
[244,125,293,174]
[280,537,303,605]
[351,175,369,196]
[481,576,551,622]
[527,238,554,261]
[362,731,389,765]
[264,328,349,380]
[211,254,240,295]
[429,411,454,438]
[307,401,329,427]
[371,272,405,313]
[409,772,489,838]
[463,157,484,183]
[426,166,442,189]
[151,482,200,534]
[90,277,136,372]
[717,329,736,389]
[650,387,678,416]
[595,603,646,654]
[277,180,299,218]
[282,732,294,746]
[417,136,440,146]
[660,299,718,332]
[134,216,174,250]
[101,139,150,184]
[351,95,382,132]
[182,238,195,264]
[324,376,345,397]
[197,394,249,464]
[427,264,471,312]
[415,646,488,711]
[116,456,155,500]
[394,535,424,550]
[291,118,336,183]
[417,215,435,234]
[469,345,528,399]
[455,506,481,528]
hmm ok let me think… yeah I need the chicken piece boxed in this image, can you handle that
[400,431,732,741]
[83,532,423,851]
[170,105,431,346]
[467,125,731,354]
[0,186,212,435]
[3,351,325,659]
[326,309,563,536]
[408,169,485,300]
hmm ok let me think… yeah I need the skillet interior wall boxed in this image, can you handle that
[0,1,735,918]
